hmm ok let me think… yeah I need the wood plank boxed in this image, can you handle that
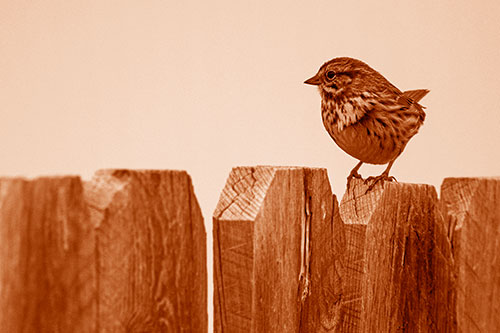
[441,177,500,332]
[339,178,455,332]
[85,169,207,332]
[213,166,338,332]
[0,169,207,332]
[0,176,95,333]
[338,178,386,331]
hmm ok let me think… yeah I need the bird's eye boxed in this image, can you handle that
[326,71,336,80]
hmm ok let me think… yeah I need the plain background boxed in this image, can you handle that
[2,1,500,330]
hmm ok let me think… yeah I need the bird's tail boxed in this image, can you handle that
[400,89,430,122]
[402,89,430,103]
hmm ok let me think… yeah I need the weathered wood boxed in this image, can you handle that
[337,179,386,331]
[0,169,207,332]
[441,177,500,332]
[213,166,338,332]
[338,178,455,332]
[0,177,95,332]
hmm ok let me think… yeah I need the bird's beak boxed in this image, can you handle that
[304,74,321,86]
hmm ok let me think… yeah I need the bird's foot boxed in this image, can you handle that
[346,170,363,191]
[364,173,397,193]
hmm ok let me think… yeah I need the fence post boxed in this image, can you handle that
[340,178,455,332]
[213,166,339,332]
[335,179,386,331]
[441,177,500,332]
[0,169,207,332]
[0,176,95,332]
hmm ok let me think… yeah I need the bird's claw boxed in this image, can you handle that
[349,170,363,180]
[364,174,397,193]
[346,171,363,191]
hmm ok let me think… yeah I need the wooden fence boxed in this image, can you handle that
[0,170,206,332]
[1,166,499,332]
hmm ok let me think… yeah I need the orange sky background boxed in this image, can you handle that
[2,1,500,328]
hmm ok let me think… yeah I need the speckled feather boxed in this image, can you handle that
[308,57,429,165]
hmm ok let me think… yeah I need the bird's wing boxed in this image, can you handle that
[360,89,429,116]
[366,88,429,136]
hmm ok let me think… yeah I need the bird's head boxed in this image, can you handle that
[304,57,381,97]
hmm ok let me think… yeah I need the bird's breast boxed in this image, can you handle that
[329,122,397,164]
[322,106,421,164]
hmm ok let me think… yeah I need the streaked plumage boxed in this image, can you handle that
[305,57,429,189]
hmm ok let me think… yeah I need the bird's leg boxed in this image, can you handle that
[347,161,364,190]
[364,159,397,192]
[349,161,364,179]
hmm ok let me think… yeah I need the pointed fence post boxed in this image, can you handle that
[340,179,455,332]
[213,166,339,332]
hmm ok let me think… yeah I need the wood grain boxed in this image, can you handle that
[339,178,455,332]
[337,178,386,332]
[0,169,207,332]
[441,177,500,332]
[213,166,338,332]
[0,176,95,332]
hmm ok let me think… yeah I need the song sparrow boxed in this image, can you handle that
[305,57,429,190]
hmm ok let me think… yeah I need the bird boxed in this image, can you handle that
[304,57,429,191]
